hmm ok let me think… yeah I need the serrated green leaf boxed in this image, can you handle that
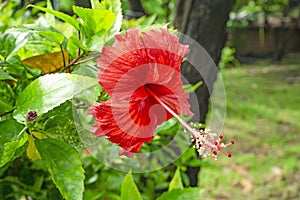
[0,134,28,167]
[0,68,16,81]
[73,6,115,37]
[98,0,123,35]
[35,138,84,200]
[0,119,25,167]
[121,170,142,200]
[0,32,30,59]
[13,73,97,122]
[28,5,80,30]
[168,167,184,191]
[157,188,203,200]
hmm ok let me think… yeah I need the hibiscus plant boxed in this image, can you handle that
[0,0,233,199]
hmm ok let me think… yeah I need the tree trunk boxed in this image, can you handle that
[127,0,146,19]
[175,0,235,186]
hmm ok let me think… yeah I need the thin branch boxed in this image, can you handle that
[0,109,15,117]
[73,56,98,65]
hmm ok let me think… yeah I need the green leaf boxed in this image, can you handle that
[35,138,84,200]
[121,170,142,200]
[0,68,16,81]
[27,4,80,30]
[0,32,30,59]
[0,81,15,115]
[41,101,83,148]
[0,134,28,167]
[157,188,203,200]
[26,134,41,161]
[183,81,203,93]
[36,31,65,44]
[73,6,115,36]
[98,0,123,35]
[0,119,26,167]
[155,118,179,134]
[13,73,97,122]
[168,167,183,191]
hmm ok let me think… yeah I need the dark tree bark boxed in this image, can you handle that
[175,0,235,186]
[127,0,146,19]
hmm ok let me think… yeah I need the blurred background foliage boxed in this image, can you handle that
[0,0,300,199]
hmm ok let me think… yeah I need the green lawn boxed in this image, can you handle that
[200,53,300,199]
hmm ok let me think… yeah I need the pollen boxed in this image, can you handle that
[191,128,234,159]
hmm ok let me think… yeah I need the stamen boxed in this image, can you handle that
[146,87,234,159]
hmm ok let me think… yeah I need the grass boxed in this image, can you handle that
[199,53,300,200]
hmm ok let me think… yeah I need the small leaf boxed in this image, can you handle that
[35,138,84,200]
[28,4,80,30]
[0,81,15,115]
[73,6,115,37]
[0,32,30,59]
[36,31,65,44]
[98,0,123,35]
[22,51,69,74]
[168,167,184,191]
[0,68,16,81]
[157,188,203,200]
[26,134,41,161]
[183,81,203,93]
[121,170,142,200]
[0,134,28,167]
[0,119,26,167]
[13,73,97,122]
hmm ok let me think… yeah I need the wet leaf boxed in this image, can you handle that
[13,73,97,122]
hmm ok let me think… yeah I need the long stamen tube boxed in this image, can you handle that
[146,87,234,159]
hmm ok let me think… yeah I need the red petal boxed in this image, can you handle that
[88,100,157,156]
[97,28,189,97]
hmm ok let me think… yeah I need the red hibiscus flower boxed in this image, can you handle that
[88,28,234,158]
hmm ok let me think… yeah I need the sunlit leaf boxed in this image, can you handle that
[0,134,28,167]
[121,170,142,200]
[26,134,41,161]
[27,4,80,30]
[0,119,25,167]
[36,31,65,44]
[13,73,97,122]
[0,32,30,59]
[168,167,184,191]
[22,51,69,74]
[98,0,123,34]
[73,6,115,36]
[35,138,84,200]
